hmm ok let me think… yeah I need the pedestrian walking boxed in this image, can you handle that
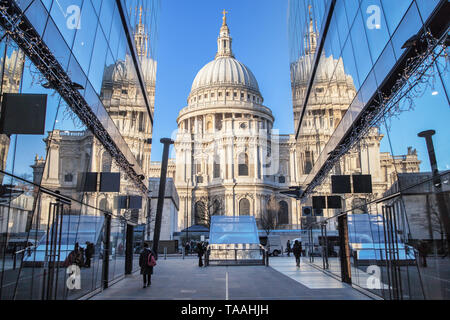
[64,242,83,268]
[286,240,291,257]
[197,242,205,267]
[185,241,190,256]
[292,240,302,267]
[139,243,156,288]
[418,240,428,267]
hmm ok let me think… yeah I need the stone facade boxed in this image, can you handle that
[30,11,156,229]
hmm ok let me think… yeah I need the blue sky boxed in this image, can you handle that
[150,0,293,161]
[8,0,449,178]
[150,0,449,172]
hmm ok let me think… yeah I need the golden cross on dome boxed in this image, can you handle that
[222,9,228,25]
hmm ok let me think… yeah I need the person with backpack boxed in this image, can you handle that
[292,240,302,267]
[139,243,156,288]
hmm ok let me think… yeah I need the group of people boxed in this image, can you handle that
[184,241,208,267]
[64,241,95,268]
[286,239,303,267]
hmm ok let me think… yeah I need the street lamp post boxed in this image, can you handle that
[146,191,152,241]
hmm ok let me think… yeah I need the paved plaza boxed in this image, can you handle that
[89,256,371,300]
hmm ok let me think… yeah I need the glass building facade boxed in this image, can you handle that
[0,0,159,299]
[289,0,449,299]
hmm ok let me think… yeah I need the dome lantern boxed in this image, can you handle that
[215,9,234,59]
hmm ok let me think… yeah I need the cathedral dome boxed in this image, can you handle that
[191,57,260,92]
[189,12,262,98]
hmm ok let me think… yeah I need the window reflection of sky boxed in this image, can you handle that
[3,0,158,179]
[289,0,448,175]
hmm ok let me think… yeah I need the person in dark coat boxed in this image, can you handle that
[84,241,94,268]
[286,240,291,257]
[139,243,154,288]
[79,247,85,268]
[418,240,428,267]
[292,240,302,267]
[197,242,205,267]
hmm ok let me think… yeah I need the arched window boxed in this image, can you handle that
[238,153,249,176]
[278,201,289,225]
[138,112,145,132]
[213,156,220,178]
[304,151,313,174]
[352,198,367,214]
[102,151,112,172]
[212,199,222,215]
[239,198,250,216]
[194,201,205,225]
[99,198,110,212]
[215,114,223,131]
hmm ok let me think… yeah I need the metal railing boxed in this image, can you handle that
[205,247,267,266]
[11,245,36,270]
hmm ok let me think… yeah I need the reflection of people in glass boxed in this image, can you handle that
[84,241,94,268]
[418,240,428,267]
[64,242,83,268]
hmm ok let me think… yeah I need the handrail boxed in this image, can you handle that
[14,245,36,256]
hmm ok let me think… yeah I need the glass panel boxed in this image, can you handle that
[360,0,391,63]
[380,0,413,35]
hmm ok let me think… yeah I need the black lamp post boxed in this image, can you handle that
[418,130,450,254]
[152,138,174,259]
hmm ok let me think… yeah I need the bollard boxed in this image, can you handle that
[164,247,167,260]
[13,253,16,270]
[182,247,185,259]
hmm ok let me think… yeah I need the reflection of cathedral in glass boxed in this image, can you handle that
[31,7,156,227]
[291,9,356,176]
[0,46,25,175]
[289,7,420,215]
[0,43,29,234]
[101,6,155,176]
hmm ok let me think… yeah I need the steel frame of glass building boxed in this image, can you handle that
[0,0,159,300]
[289,0,449,299]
